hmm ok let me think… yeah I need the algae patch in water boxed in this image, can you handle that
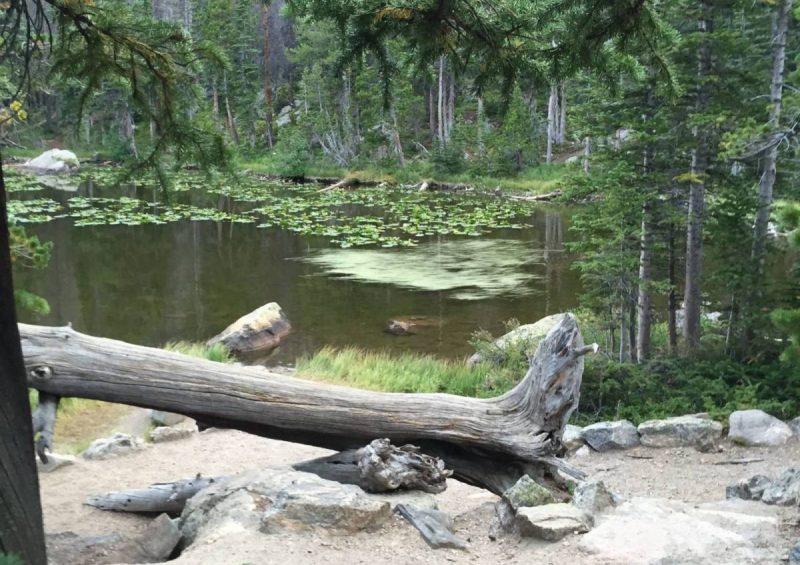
[304,239,544,300]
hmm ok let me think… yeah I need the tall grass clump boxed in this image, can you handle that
[164,341,234,363]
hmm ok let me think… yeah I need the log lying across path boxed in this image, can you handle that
[21,314,594,495]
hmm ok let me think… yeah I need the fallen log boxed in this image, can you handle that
[21,314,593,495]
[85,475,223,514]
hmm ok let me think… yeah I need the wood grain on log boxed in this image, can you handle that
[85,475,223,514]
[21,314,592,495]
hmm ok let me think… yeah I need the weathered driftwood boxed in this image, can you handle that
[85,475,224,514]
[21,314,593,495]
[395,504,467,550]
[294,438,452,494]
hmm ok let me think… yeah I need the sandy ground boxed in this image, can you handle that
[39,408,800,564]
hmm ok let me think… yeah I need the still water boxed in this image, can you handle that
[14,181,580,364]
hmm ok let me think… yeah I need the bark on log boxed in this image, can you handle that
[294,438,452,494]
[21,314,592,495]
[85,475,224,514]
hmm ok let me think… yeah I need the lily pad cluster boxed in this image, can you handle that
[6,168,539,248]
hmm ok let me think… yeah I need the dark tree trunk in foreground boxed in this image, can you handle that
[0,158,47,564]
[21,315,595,496]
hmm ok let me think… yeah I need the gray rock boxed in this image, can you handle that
[82,433,144,460]
[516,503,591,541]
[207,302,291,355]
[760,468,800,506]
[366,489,438,511]
[562,424,585,451]
[502,474,555,510]
[638,415,723,449]
[396,504,467,550]
[726,474,772,501]
[571,445,591,459]
[728,409,794,447]
[149,422,198,443]
[468,314,566,367]
[572,481,618,517]
[150,410,187,426]
[37,453,76,473]
[789,417,800,436]
[790,540,800,565]
[46,513,179,565]
[582,420,640,451]
[180,467,392,545]
[23,149,79,173]
[579,497,782,564]
[488,499,517,539]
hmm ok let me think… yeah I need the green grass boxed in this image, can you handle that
[295,346,518,397]
[164,341,235,363]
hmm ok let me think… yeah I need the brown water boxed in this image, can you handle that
[15,200,579,363]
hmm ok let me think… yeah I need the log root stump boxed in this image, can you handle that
[21,313,595,496]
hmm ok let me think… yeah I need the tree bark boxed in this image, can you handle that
[583,137,590,173]
[261,3,274,148]
[637,200,654,362]
[557,81,566,144]
[437,56,445,146]
[683,2,713,353]
[546,85,557,163]
[21,316,594,496]
[0,159,47,564]
[667,220,678,355]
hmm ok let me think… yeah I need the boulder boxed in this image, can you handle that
[579,497,782,564]
[789,416,800,436]
[149,421,198,443]
[760,468,800,506]
[37,453,76,473]
[23,149,80,173]
[468,313,566,367]
[207,302,291,355]
[502,474,555,510]
[726,474,773,501]
[488,499,517,539]
[581,420,640,451]
[562,424,585,451]
[637,415,723,449]
[82,433,144,460]
[572,481,618,517]
[150,410,187,426]
[46,513,179,565]
[728,409,794,447]
[366,489,438,511]
[790,540,800,565]
[180,468,392,546]
[515,503,591,541]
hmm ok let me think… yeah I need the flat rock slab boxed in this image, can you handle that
[396,504,467,550]
[82,433,145,460]
[728,409,794,447]
[638,415,722,449]
[579,497,783,564]
[47,513,179,565]
[516,503,590,541]
[180,467,392,546]
[582,420,640,451]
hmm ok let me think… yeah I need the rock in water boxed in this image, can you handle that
[579,497,782,564]
[572,481,618,517]
[502,475,555,510]
[180,468,392,546]
[728,410,794,446]
[515,503,591,541]
[82,433,144,460]
[637,415,723,449]
[467,313,566,367]
[581,420,640,451]
[23,148,80,172]
[726,474,773,501]
[395,504,467,550]
[207,302,291,355]
[47,513,179,564]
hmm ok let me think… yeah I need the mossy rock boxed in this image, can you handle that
[503,475,555,510]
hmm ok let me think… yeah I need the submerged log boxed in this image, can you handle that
[21,314,594,495]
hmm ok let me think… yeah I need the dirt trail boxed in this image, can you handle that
[39,407,800,564]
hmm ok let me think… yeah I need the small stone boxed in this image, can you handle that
[516,503,591,541]
[581,420,640,451]
[728,410,793,447]
[725,474,772,501]
[572,445,591,459]
[82,433,144,460]
[572,481,618,517]
[503,475,555,510]
[37,452,76,473]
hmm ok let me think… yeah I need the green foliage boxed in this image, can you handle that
[163,341,234,363]
[271,127,311,179]
[0,554,24,565]
[9,224,51,314]
[772,201,800,364]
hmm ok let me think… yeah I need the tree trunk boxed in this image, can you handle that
[437,56,445,146]
[668,220,678,355]
[0,159,47,564]
[546,85,557,163]
[261,3,274,148]
[121,102,138,159]
[683,2,713,353]
[21,316,595,496]
[637,200,654,362]
[446,73,455,143]
[390,107,405,166]
[583,137,590,173]
[476,96,485,156]
[557,81,566,144]
[427,85,436,141]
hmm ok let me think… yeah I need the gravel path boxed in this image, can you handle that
[39,408,800,564]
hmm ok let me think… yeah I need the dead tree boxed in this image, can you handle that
[21,315,594,496]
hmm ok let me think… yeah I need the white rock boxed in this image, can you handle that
[638,415,723,449]
[579,497,782,564]
[581,420,640,451]
[562,424,585,451]
[82,433,145,460]
[788,416,800,436]
[207,302,291,355]
[728,409,794,447]
[467,314,567,367]
[23,149,79,172]
[37,452,76,473]
[516,503,591,541]
[571,445,591,459]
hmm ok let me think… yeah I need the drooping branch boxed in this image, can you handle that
[21,314,593,495]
